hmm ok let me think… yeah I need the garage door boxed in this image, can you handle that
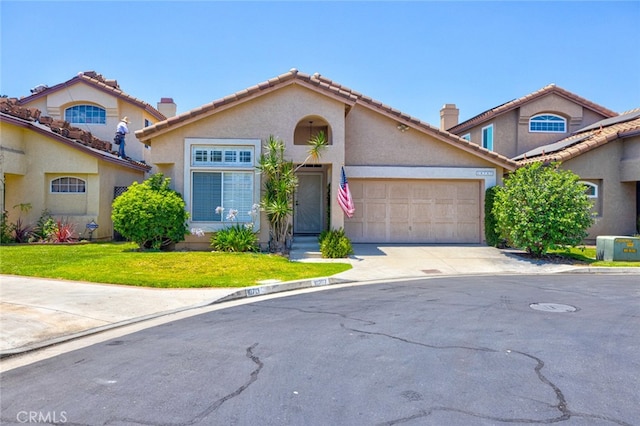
[344,179,481,243]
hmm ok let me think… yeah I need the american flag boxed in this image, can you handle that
[338,166,355,218]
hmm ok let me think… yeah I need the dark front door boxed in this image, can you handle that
[294,173,323,234]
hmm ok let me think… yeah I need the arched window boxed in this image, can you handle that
[580,181,598,198]
[529,114,566,133]
[51,177,86,193]
[64,105,106,124]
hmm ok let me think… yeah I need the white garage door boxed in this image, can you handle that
[345,179,481,243]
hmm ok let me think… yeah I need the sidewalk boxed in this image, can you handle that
[2,244,638,358]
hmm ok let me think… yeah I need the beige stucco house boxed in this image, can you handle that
[1,72,159,240]
[136,69,516,250]
[17,71,175,163]
[444,85,640,239]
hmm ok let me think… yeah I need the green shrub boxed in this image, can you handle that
[484,186,502,247]
[210,224,259,252]
[319,228,353,258]
[112,174,189,251]
[0,210,12,243]
[31,209,56,242]
[493,162,594,257]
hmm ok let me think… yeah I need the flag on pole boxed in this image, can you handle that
[338,166,355,218]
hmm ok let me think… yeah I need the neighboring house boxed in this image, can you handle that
[17,71,175,163]
[1,97,151,241]
[444,85,639,240]
[135,69,516,250]
[444,84,618,159]
[515,110,640,239]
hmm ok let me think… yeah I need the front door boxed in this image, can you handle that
[294,173,323,234]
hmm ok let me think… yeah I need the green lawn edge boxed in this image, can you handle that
[0,242,352,288]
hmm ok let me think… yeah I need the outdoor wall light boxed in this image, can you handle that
[396,123,410,132]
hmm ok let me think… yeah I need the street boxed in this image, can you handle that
[1,274,638,425]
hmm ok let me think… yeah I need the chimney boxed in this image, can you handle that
[440,103,459,130]
[157,97,177,118]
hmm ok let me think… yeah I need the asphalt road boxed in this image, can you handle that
[1,274,638,426]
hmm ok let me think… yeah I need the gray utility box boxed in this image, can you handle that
[596,236,640,261]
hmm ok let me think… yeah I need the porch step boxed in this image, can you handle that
[289,235,322,260]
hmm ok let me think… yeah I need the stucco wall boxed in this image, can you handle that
[563,141,637,239]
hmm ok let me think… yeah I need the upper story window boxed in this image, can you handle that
[64,105,106,124]
[482,124,494,151]
[144,119,153,127]
[461,133,471,141]
[529,114,566,133]
[51,177,86,193]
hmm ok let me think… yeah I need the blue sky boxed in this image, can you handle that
[1,1,639,126]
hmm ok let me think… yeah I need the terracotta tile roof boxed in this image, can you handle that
[448,84,619,134]
[0,98,151,172]
[17,71,166,121]
[136,69,516,170]
[515,108,640,166]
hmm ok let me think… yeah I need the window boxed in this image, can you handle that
[482,124,493,151]
[529,114,566,133]
[461,133,471,141]
[64,105,106,124]
[51,177,86,193]
[580,181,598,198]
[186,139,260,229]
[144,119,153,127]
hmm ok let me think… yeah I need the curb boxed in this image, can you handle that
[0,276,353,359]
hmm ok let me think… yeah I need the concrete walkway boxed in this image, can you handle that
[1,244,638,358]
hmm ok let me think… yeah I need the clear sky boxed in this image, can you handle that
[1,1,639,126]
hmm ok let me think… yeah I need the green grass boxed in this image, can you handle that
[0,242,352,288]
[550,246,640,268]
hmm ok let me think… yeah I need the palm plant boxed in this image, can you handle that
[257,132,327,253]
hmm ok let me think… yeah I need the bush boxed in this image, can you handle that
[484,186,502,247]
[112,174,189,250]
[210,224,259,252]
[319,228,353,258]
[493,162,594,257]
[0,210,12,243]
[31,209,56,242]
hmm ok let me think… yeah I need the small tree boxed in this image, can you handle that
[112,174,189,250]
[484,186,502,247]
[257,133,327,254]
[493,162,594,257]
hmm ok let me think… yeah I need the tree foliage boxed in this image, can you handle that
[484,186,502,247]
[112,174,189,250]
[493,162,594,257]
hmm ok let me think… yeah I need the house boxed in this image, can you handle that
[515,110,640,239]
[1,97,151,241]
[444,85,640,239]
[17,71,175,163]
[135,69,516,250]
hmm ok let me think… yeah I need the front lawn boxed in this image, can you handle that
[0,242,352,288]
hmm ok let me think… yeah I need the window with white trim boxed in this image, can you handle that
[482,124,493,151]
[580,181,598,198]
[186,140,260,228]
[64,105,106,124]
[529,114,566,133]
[51,177,86,193]
[462,133,471,141]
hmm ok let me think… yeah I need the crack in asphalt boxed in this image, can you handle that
[339,324,631,426]
[100,343,263,426]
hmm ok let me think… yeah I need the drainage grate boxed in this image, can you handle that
[529,303,578,313]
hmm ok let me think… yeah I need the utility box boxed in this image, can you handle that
[596,236,640,262]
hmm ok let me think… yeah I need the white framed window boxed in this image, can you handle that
[64,105,106,124]
[185,139,261,231]
[51,177,86,193]
[461,133,471,141]
[482,124,493,151]
[580,181,598,198]
[529,114,566,133]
